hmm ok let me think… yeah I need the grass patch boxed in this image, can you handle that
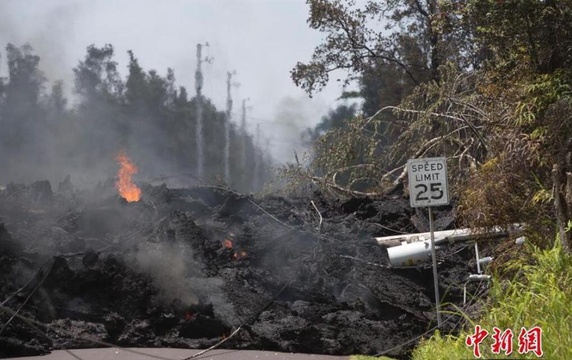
[412,243,572,359]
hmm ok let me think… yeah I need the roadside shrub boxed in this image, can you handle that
[412,242,572,359]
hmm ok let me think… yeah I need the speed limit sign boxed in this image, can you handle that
[407,157,449,207]
[406,157,449,327]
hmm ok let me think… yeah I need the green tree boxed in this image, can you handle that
[124,50,149,117]
[167,86,197,174]
[0,44,46,182]
[467,0,572,252]
[291,0,472,96]
[1,44,46,147]
[291,0,479,165]
[43,81,73,176]
[299,0,572,252]
[123,51,178,176]
[73,44,124,168]
[74,44,123,101]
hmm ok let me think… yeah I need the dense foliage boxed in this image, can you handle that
[0,44,270,192]
[292,0,572,252]
[412,243,572,359]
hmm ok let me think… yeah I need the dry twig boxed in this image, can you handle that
[182,325,243,360]
[310,200,323,233]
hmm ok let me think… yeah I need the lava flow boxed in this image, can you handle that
[115,151,142,202]
[222,237,247,259]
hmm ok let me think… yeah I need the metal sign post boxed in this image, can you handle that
[428,206,441,327]
[407,157,449,328]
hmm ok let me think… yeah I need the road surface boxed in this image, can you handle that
[7,348,351,360]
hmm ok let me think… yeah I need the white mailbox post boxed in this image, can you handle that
[407,157,450,327]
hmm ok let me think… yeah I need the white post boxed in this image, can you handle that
[195,44,204,178]
[475,242,481,274]
[224,71,233,184]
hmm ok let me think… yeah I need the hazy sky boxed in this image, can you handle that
[0,0,354,162]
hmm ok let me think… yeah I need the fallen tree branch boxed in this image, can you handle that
[371,223,409,235]
[325,163,378,180]
[380,164,406,183]
[311,176,385,197]
[383,125,482,193]
[381,105,488,152]
[310,200,323,233]
[182,325,243,360]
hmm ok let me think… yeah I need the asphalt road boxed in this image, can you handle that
[7,348,351,360]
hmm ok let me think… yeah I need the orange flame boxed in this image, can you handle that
[233,251,247,260]
[223,239,233,249]
[115,151,142,202]
[184,311,196,321]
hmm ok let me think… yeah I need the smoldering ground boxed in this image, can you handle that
[0,180,476,358]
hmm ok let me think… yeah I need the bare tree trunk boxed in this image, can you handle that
[552,163,572,253]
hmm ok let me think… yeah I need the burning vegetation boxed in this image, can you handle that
[115,151,142,202]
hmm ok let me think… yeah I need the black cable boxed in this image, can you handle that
[0,259,55,335]
[0,259,52,307]
[0,305,178,360]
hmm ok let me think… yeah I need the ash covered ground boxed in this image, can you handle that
[0,180,478,358]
